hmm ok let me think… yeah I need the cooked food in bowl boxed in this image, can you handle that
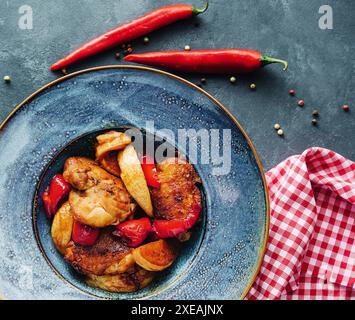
[42,130,202,293]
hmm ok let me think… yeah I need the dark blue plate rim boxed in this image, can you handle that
[0,65,270,300]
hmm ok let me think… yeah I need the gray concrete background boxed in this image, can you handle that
[0,0,354,170]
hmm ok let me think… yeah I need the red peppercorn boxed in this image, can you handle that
[342,105,349,112]
[289,89,295,96]
[298,100,304,107]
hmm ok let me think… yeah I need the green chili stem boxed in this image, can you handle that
[261,55,288,71]
[192,0,209,15]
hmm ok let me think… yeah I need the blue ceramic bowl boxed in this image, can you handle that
[0,66,269,300]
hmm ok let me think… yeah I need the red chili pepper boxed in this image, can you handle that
[124,49,288,74]
[72,221,100,246]
[42,174,71,220]
[153,202,201,239]
[50,1,209,71]
[141,155,161,188]
[113,217,153,247]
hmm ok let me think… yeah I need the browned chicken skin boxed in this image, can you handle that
[151,158,201,220]
[63,157,133,227]
[64,230,133,276]
[86,265,154,293]
[98,152,121,177]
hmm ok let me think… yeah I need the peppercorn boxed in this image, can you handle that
[123,48,133,56]
[121,44,126,49]
[312,109,319,117]
[143,37,150,44]
[274,123,281,130]
[3,75,11,83]
[289,89,295,96]
[200,78,207,84]
[312,119,318,126]
[298,100,304,107]
[277,129,284,136]
[62,69,68,75]
[250,83,256,90]
[184,45,191,51]
[115,52,121,59]
[342,105,350,112]
[230,76,237,84]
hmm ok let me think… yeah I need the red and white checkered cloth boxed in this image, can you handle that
[247,147,355,300]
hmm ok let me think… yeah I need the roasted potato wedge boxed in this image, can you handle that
[51,202,74,254]
[86,266,154,293]
[133,239,179,272]
[118,145,153,216]
[104,253,135,275]
[98,152,121,177]
[96,131,131,160]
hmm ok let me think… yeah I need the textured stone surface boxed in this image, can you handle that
[0,0,354,170]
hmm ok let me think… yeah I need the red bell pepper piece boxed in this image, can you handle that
[72,221,100,246]
[124,49,288,74]
[42,174,71,220]
[113,218,153,248]
[49,174,71,214]
[50,1,209,71]
[113,203,201,246]
[42,190,53,220]
[153,202,201,239]
[141,155,161,188]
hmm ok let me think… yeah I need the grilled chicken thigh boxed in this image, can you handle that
[151,158,201,220]
[63,157,133,228]
[64,230,134,276]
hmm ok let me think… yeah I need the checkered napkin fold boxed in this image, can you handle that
[247,148,355,300]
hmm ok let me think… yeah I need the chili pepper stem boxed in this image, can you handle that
[192,0,209,15]
[261,55,288,71]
